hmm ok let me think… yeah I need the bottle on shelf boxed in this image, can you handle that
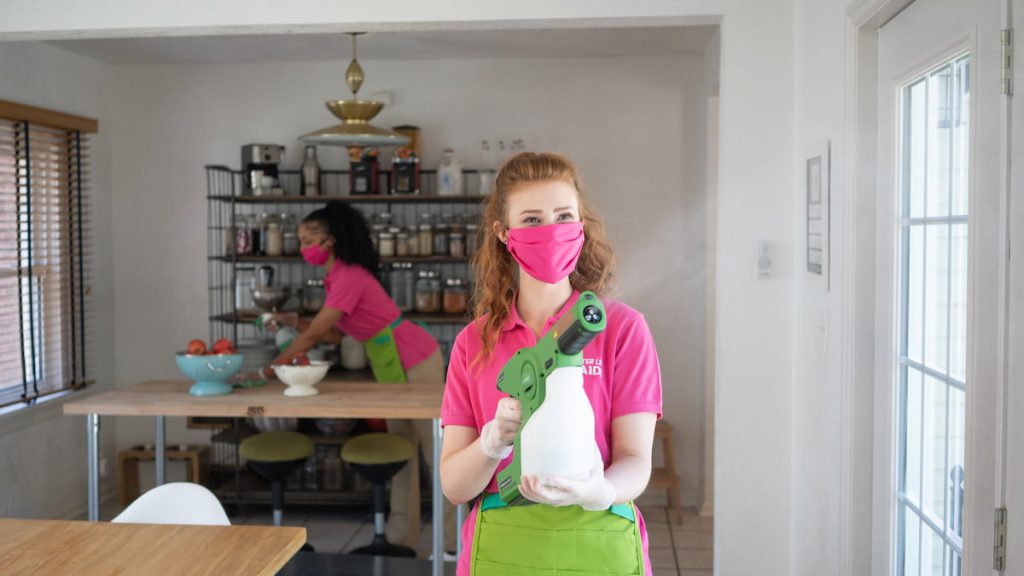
[437,148,463,196]
[301,145,321,196]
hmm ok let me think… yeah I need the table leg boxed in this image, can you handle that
[155,416,166,486]
[432,418,443,576]
[87,413,100,521]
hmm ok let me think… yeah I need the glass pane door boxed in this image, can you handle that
[896,53,970,576]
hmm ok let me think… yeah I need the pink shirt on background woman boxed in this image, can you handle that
[442,290,663,575]
[323,262,437,370]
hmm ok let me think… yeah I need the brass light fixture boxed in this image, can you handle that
[300,33,410,148]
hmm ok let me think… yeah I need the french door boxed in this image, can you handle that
[876,0,1011,574]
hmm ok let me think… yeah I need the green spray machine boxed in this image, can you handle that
[496,291,607,505]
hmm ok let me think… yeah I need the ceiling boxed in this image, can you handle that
[45,26,718,65]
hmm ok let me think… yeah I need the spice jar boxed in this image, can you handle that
[378,232,396,258]
[415,270,442,313]
[389,262,415,312]
[443,278,469,314]
[466,223,480,255]
[433,220,449,256]
[303,279,325,312]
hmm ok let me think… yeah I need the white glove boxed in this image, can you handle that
[479,397,520,460]
[519,445,616,511]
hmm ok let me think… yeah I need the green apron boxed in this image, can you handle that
[364,317,408,384]
[470,492,645,575]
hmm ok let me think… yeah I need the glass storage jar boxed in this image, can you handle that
[264,221,284,257]
[432,220,449,256]
[371,223,387,252]
[415,270,442,313]
[378,232,396,258]
[283,231,299,256]
[448,225,466,258]
[466,223,480,255]
[389,262,415,312]
[405,226,420,256]
[248,214,262,255]
[443,277,469,314]
[303,279,325,312]
[417,223,433,256]
[396,230,410,257]
[233,214,251,255]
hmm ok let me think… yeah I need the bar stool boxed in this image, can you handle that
[239,431,314,527]
[648,420,684,525]
[341,432,416,558]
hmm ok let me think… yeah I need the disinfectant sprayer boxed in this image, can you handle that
[496,291,607,505]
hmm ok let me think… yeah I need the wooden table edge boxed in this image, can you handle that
[260,526,307,576]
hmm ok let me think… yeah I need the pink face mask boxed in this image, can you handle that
[301,243,331,266]
[506,222,585,284]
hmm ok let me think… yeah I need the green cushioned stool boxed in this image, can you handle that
[341,433,416,558]
[240,431,314,528]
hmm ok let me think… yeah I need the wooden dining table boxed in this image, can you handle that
[0,518,305,575]
[63,377,448,576]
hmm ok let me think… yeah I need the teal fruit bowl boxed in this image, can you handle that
[176,353,245,396]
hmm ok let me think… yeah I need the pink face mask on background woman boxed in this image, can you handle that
[506,222,585,284]
[301,242,331,266]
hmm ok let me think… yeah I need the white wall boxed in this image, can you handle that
[790,0,847,574]
[105,52,711,505]
[0,3,800,574]
[0,41,117,518]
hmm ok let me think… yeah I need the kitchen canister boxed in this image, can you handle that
[340,335,368,370]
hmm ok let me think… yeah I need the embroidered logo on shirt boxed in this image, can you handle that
[582,357,603,377]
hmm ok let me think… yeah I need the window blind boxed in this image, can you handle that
[0,117,92,408]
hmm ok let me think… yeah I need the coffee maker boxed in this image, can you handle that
[241,144,285,196]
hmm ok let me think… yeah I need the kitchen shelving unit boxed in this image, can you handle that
[204,162,485,511]
[206,164,485,361]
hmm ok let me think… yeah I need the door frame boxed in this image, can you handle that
[841,1,1014,576]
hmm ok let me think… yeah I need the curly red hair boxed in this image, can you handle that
[471,152,616,361]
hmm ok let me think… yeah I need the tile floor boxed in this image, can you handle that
[96,494,713,575]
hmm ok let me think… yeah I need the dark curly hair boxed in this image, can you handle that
[302,202,380,281]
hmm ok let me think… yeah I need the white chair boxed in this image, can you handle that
[112,482,230,526]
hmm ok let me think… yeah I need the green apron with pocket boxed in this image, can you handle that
[364,317,408,384]
[470,492,645,575]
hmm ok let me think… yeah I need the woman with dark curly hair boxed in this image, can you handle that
[271,200,455,551]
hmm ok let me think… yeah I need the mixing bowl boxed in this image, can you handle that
[251,286,291,311]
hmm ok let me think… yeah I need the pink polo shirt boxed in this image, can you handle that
[442,290,663,575]
[323,261,438,371]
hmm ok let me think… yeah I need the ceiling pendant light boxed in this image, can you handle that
[299,33,410,148]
